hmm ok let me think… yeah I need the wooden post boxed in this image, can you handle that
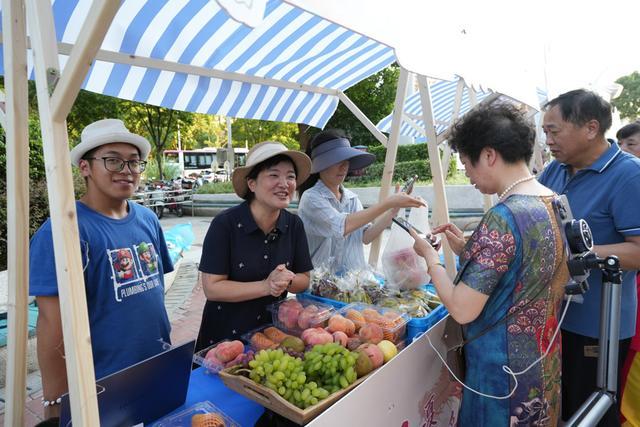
[529,108,544,173]
[367,67,410,267]
[24,0,118,424]
[338,91,388,146]
[440,78,465,177]
[2,0,29,424]
[416,75,456,278]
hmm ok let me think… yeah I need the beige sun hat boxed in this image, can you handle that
[232,141,311,199]
[70,119,151,166]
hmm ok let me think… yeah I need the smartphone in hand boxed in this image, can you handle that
[400,175,418,193]
[392,217,440,248]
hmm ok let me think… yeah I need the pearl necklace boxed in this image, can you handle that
[498,175,535,200]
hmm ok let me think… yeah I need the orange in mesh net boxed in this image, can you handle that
[191,412,226,427]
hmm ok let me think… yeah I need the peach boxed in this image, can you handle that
[224,351,247,368]
[327,314,356,336]
[357,343,384,369]
[332,331,349,347]
[204,350,224,370]
[301,327,333,346]
[277,300,303,329]
[345,309,365,331]
[362,308,384,325]
[297,305,320,329]
[358,323,384,344]
[214,340,244,363]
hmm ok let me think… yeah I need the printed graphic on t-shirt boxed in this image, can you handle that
[110,248,139,284]
[107,242,161,302]
[135,242,159,276]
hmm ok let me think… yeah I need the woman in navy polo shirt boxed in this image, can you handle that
[195,142,314,351]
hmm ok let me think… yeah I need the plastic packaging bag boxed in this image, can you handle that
[164,223,195,266]
[381,199,431,290]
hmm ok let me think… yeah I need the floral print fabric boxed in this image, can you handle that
[457,195,568,427]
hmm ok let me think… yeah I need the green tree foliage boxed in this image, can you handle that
[232,118,300,149]
[318,64,400,147]
[67,89,121,143]
[180,114,227,148]
[121,102,194,180]
[613,71,640,120]
[0,115,51,270]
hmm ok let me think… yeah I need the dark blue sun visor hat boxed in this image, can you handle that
[310,138,376,174]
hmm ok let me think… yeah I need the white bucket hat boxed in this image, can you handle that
[232,141,311,199]
[70,119,151,166]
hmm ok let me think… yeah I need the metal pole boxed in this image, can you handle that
[226,116,234,171]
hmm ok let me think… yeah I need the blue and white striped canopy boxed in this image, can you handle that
[377,82,549,143]
[0,0,396,128]
[376,78,494,142]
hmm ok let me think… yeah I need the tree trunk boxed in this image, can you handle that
[155,151,164,181]
[297,123,312,152]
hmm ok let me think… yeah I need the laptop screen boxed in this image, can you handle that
[59,339,195,427]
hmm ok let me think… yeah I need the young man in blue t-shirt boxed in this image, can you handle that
[30,119,174,420]
[539,90,640,426]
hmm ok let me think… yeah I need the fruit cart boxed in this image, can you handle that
[307,317,460,426]
[154,313,457,426]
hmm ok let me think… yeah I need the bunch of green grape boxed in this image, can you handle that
[303,343,358,394]
[248,348,330,409]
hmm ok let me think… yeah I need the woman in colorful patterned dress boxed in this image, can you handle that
[412,104,569,426]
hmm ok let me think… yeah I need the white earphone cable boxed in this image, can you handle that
[427,295,573,400]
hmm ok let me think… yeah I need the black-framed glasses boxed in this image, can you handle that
[85,157,147,173]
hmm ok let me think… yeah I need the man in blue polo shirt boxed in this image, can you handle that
[539,89,640,426]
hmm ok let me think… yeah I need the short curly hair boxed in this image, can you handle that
[448,102,535,166]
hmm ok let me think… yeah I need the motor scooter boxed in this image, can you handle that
[144,182,165,219]
[163,180,184,217]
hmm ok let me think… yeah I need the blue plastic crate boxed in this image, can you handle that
[298,287,448,343]
[296,292,347,309]
[406,304,448,343]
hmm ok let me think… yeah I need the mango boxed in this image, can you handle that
[355,350,373,377]
[280,336,305,353]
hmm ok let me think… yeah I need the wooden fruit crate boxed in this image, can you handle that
[218,368,369,425]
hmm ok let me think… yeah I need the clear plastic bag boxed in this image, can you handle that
[381,200,431,290]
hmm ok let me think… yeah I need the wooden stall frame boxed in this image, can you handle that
[416,75,457,277]
[1,0,29,424]
[7,0,121,424]
[2,3,539,424]
[367,67,410,265]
